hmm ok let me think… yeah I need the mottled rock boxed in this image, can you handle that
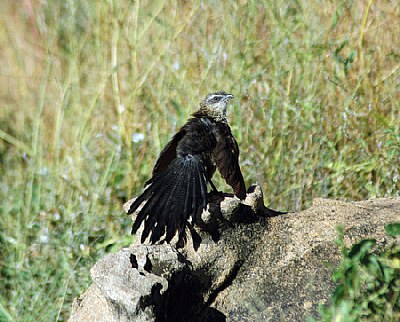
[70,186,400,321]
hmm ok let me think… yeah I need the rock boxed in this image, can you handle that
[69,186,400,321]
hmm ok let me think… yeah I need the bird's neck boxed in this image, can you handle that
[194,106,228,123]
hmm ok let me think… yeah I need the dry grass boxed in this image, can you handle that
[0,0,399,320]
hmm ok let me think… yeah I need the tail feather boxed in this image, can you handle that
[129,155,208,244]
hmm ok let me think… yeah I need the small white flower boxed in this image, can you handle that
[40,235,49,243]
[132,133,145,143]
[173,61,180,70]
[118,104,125,114]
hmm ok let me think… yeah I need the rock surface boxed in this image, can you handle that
[69,186,400,321]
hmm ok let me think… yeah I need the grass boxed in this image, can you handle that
[0,0,399,320]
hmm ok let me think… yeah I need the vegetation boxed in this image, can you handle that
[316,223,400,321]
[0,1,398,320]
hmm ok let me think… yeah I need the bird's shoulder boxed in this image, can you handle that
[174,116,218,157]
[181,115,218,134]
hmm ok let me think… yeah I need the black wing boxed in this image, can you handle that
[214,123,246,199]
[129,117,217,244]
[152,128,186,175]
[129,153,208,243]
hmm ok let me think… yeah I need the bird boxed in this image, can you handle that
[128,91,247,244]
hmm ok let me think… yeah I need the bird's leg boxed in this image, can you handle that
[208,179,225,203]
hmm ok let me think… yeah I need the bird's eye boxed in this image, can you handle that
[213,96,220,101]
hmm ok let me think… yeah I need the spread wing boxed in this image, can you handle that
[152,128,186,175]
[214,123,246,199]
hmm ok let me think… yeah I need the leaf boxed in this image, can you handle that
[388,258,400,269]
[362,253,384,280]
[385,223,400,237]
[332,284,345,303]
[344,50,356,73]
[348,239,376,259]
[330,9,339,30]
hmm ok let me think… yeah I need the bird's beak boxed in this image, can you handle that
[225,94,234,101]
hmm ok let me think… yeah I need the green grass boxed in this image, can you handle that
[0,0,399,320]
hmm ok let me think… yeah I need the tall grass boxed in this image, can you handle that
[0,0,399,320]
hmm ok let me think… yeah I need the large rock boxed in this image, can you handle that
[69,186,400,321]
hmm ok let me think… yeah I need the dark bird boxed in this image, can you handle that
[128,91,246,244]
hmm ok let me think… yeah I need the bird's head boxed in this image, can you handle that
[199,91,234,122]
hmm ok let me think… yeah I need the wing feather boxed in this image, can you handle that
[214,123,246,199]
[152,128,186,175]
